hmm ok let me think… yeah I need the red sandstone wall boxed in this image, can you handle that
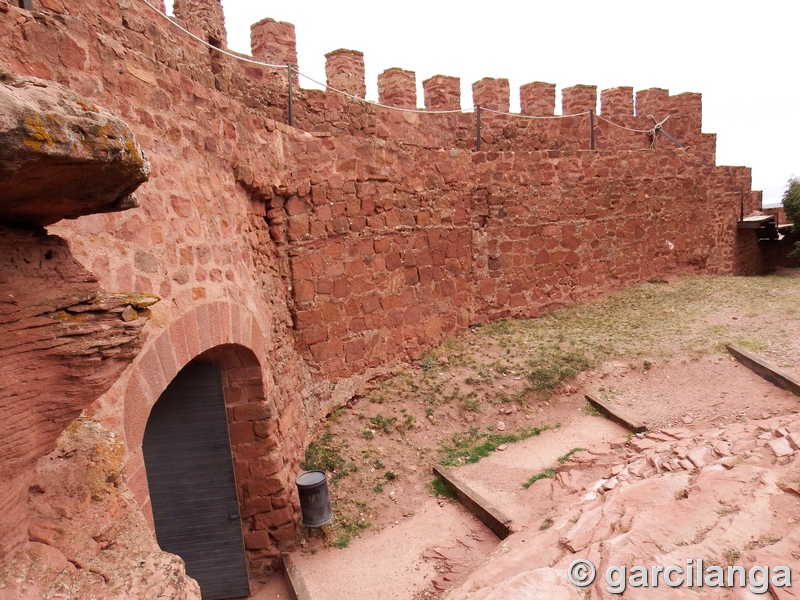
[272,137,752,378]
[0,0,762,582]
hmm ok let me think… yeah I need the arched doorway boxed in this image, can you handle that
[143,362,250,599]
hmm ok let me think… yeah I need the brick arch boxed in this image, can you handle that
[122,301,267,452]
[121,301,296,574]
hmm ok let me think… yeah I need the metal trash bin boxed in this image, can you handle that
[295,470,333,527]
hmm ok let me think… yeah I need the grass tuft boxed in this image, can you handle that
[430,476,458,499]
[439,424,557,466]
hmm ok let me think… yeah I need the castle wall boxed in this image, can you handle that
[275,138,751,379]
[0,0,763,585]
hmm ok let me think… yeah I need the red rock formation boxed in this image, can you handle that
[0,69,186,594]
[0,70,150,228]
[1,419,200,599]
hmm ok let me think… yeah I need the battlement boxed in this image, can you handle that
[165,0,707,154]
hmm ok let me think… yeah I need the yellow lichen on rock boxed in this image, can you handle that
[21,113,60,151]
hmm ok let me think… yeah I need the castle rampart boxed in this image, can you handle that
[0,0,775,593]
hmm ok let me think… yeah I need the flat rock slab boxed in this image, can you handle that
[0,69,150,227]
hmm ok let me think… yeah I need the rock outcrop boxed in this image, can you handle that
[0,71,192,595]
[0,419,201,600]
[0,69,150,228]
[446,415,800,599]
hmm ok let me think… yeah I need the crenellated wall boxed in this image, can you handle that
[0,0,773,592]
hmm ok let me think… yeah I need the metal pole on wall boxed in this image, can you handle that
[589,109,595,150]
[287,64,294,127]
[476,106,482,151]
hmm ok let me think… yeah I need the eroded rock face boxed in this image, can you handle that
[0,227,158,558]
[0,69,150,228]
[0,419,200,600]
[0,75,154,565]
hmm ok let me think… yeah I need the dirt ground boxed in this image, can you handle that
[251,270,800,600]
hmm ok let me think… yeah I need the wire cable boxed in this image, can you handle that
[480,107,590,120]
[594,114,651,133]
[140,0,679,139]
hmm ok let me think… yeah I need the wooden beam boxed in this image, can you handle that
[585,393,647,433]
[281,553,313,600]
[432,465,512,539]
[726,344,800,397]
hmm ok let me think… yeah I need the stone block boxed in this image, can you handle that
[325,49,366,98]
[520,81,555,116]
[378,68,416,109]
[472,77,510,112]
[423,75,460,110]
[562,84,597,115]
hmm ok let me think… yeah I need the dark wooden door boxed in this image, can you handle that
[143,364,250,600]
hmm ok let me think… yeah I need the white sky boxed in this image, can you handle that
[171,0,798,206]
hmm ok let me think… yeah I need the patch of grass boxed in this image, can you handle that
[419,354,437,371]
[733,337,768,352]
[383,470,396,480]
[558,447,587,464]
[369,414,397,434]
[360,428,375,440]
[583,403,601,417]
[521,447,585,488]
[522,468,556,489]
[328,498,370,549]
[462,396,481,412]
[401,413,417,431]
[525,346,592,396]
[430,476,457,499]
[439,424,557,466]
[301,432,354,482]
[373,481,385,493]
[540,517,554,530]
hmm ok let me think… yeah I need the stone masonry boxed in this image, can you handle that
[0,0,779,593]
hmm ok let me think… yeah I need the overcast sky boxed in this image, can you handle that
[172,1,798,206]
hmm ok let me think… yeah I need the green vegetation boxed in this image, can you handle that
[583,402,601,417]
[522,468,556,489]
[521,448,586,489]
[783,177,800,257]
[558,447,586,463]
[369,414,397,434]
[329,498,370,548]
[301,432,354,482]
[430,475,458,499]
[439,424,558,466]
[525,346,592,396]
